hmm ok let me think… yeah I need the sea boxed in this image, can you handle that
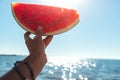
[0,55,120,80]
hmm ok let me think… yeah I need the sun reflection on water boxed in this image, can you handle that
[46,57,96,80]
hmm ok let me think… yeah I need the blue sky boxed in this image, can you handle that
[0,0,120,59]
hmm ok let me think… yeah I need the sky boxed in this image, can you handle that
[0,0,120,59]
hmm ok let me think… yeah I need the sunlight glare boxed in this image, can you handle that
[48,56,80,66]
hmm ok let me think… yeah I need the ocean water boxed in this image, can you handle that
[0,55,120,80]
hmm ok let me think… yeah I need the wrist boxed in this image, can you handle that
[14,61,33,80]
[24,52,47,77]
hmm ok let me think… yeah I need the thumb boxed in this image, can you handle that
[36,26,43,36]
[34,26,43,41]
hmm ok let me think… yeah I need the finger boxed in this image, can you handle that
[43,35,53,48]
[24,32,31,41]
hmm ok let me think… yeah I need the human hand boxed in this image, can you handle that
[24,27,53,55]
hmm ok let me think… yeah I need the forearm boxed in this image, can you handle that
[0,67,22,80]
[0,53,47,80]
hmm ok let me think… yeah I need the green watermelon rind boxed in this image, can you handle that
[11,2,80,36]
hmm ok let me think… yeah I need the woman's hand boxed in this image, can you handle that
[24,27,53,55]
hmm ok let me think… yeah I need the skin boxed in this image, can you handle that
[0,27,53,80]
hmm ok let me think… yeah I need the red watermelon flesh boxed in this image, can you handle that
[11,2,79,35]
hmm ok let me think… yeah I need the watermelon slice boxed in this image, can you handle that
[11,2,79,35]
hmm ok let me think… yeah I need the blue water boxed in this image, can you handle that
[0,55,120,80]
